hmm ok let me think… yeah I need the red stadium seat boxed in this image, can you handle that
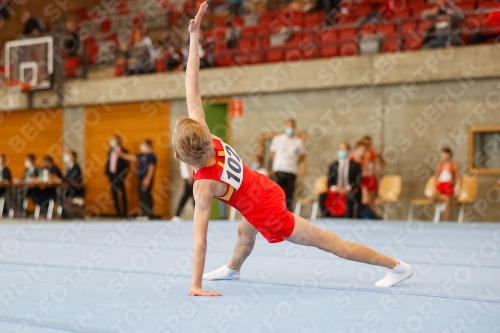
[115,62,125,76]
[477,0,496,8]
[339,43,357,57]
[456,2,476,11]
[287,32,315,59]
[384,39,400,52]
[100,19,111,33]
[361,24,377,37]
[83,36,96,46]
[265,47,285,62]
[391,8,411,19]
[234,51,260,65]
[465,13,488,33]
[338,28,357,41]
[241,27,257,36]
[116,2,129,15]
[318,45,338,58]
[402,21,419,37]
[133,14,144,28]
[238,39,256,50]
[87,44,99,64]
[155,57,166,73]
[65,57,81,77]
[215,54,233,67]
[377,23,397,35]
[170,10,180,25]
[316,29,338,44]
[404,37,423,50]
[76,8,89,21]
[304,11,324,28]
[410,3,432,16]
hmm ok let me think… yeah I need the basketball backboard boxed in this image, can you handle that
[4,36,53,91]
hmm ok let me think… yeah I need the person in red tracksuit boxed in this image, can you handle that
[176,2,414,297]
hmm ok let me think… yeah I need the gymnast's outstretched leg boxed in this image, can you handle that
[285,215,414,287]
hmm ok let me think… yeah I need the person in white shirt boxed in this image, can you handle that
[173,161,194,220]
[269,119,305,211]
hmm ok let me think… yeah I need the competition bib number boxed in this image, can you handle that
[220,142,244,190]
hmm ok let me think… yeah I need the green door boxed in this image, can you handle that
[203,102,229,219]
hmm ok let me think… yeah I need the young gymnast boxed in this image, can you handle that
[176,3,414,296]
[360,136,385,214]
[433,147,461,221]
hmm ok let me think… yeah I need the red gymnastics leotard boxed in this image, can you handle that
[194,138,295,243]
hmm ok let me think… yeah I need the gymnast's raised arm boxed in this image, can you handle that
[185,2,209,131]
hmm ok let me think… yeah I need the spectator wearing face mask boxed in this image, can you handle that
[250,154,268,177]
[31,156,62,216]
[22,154,40,182]
[270,119,306,211]
[118,140,157,220]
[105,135,130,218]
[319,142,362,218]
[63,151,84,198]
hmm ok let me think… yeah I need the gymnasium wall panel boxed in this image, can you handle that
[84,102,170,218]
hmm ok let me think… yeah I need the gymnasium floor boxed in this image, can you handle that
[0,219,499,333]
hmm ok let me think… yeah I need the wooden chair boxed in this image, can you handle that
[407,176,438,222]
[295,176,328,221]
[454,175,478,223]
[408,175,478,223]
[375,175,402,220]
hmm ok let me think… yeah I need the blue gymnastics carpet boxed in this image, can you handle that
[0,219,499,333]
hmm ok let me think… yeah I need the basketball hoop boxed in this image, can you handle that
[1,79,31,93]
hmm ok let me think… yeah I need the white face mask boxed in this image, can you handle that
[140,144,148,153]
[63,154,70,164]
[25,160,32,169]
[110,140,117,148]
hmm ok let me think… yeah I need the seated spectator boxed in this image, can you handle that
[64,17,79,57]
[319,142,362,218]
[120,27,155,75]
[0,154,12,201]
[250,154,268,177]
[360,0,394,25]
[63,151,84,198]
[225,20,240,49]
[31,156,62,215]
[22,154,40,181]
[166,42,187,72]
[421,0,464,49]
[432,147,461,222]
[21,11,45,37]
[199,29,214,68]
[307,0,340,26]
[472,0,500,44]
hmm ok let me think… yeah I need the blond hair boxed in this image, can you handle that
[173,117,214,167]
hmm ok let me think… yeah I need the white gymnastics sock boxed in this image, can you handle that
[202,264,240,281]
[375,260,414,287]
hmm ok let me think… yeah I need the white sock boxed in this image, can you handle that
[375,260,414,287]
[202,264,240,281]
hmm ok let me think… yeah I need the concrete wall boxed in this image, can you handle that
[62,106,86,174]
